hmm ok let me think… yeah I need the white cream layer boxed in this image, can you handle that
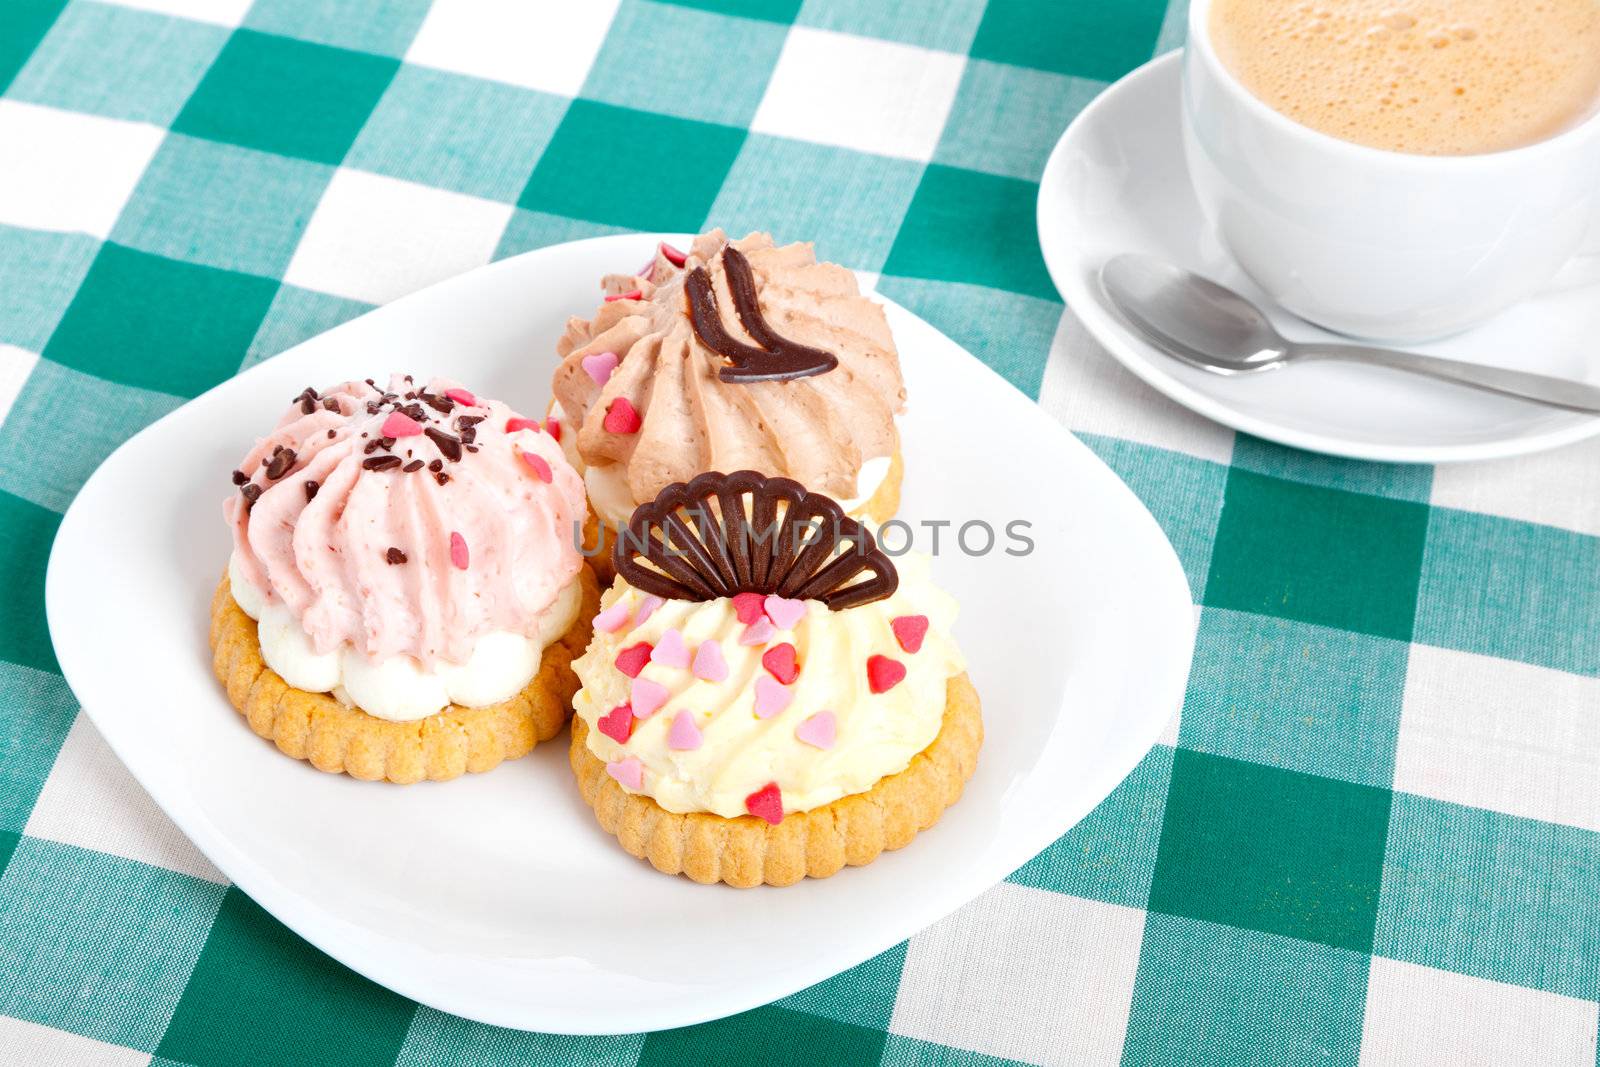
[228,552,582,722]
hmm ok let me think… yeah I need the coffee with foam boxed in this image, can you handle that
[1209,0,1600,155]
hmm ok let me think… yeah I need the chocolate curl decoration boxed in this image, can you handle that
[685,247,839,383]
[614,471,897,610]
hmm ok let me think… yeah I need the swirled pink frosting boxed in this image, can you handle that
[551,230,905,516]
[224,375,585,668]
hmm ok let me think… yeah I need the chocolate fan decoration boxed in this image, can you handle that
[685,247,839,384]
[614,470,897,610]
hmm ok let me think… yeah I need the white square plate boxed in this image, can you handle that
[45,234,1195,1034]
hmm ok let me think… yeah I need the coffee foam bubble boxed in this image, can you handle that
[1210,0,1600,155]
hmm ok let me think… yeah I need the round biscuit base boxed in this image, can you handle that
[569,670,982,888]
[209,565,601,784]
[582,449,904,585]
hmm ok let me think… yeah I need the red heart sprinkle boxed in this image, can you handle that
[615,642,653,678]
[444,388,478,407]
[732,592,766,624]
[545,416,561,441]
[891,615,929,654]
[603,398,641,434]
[598,704,634,743]
[604,289,643,303]
[866,655,905,694]
[762,643,799,684]
[449,532,469,570]
[505,417,540,433]
[520,451,552,483]
[744,782,784,825]
[659,242,687,267]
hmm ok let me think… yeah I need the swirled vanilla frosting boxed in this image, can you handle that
[223,375,586,720]
[571,553,963,821]
[550,230,906,528]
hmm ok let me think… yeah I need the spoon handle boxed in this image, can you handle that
[1297,343,1600,414]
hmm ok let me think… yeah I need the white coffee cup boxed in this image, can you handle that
[1181,0,1600,342]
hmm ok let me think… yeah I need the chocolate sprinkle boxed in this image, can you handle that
[363,454,402,471]
[424,426,462,462]
[434,472,450,486]
[263,447,295,481]
[428,459,443,472]
[230,469,247,485]
[423,393,453,414]
[614,470,896,609]
[240,482,262,505]
[402,459,424,472]
[685,247,839,384]
[304,480,319,501]
[323,397,340,413]
[386,547,407,565]
[327,429,336,439]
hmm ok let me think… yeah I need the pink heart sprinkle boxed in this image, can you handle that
[593,599,632,633]
[444,388,478,407]
[731,592,766,625]
[603,397,641,434]
[449,532,469,570]
[630,677,668,718]
[519,450,552,483]
[753,676,792,719]
[380,411,423,438]
[606,756,643,791]
[581,351,619,386]
[604,289,643,303]
[505,417,540,433]
[545,416,561,441]
[692,640,728,682]
[651,628,689,669]
[668,710,702,751]
[635,594,663,625]
[796,711,836,750]
[739,617,775,647]
[598,704,634,744]
[745,782,783,825]
[763,596,806,630]
[891,614,929,654]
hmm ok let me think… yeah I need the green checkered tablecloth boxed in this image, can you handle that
[3,0,1599,1063]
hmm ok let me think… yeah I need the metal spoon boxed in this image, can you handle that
[1098,254,1600,414]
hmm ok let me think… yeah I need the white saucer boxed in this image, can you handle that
[1037,50,1600,464]
[45,234,1195,1033]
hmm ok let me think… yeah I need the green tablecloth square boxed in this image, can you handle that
[969,0,1168,82]
[638,1004,887,1066]
[0,0,66,94]
[1417,509,1600,677]
[0,491,62,674]
[242,0,432,59]
[582,0,788,128]
[111,134,334,278]
[156,887,415,1067]
[0,839,226,1051]
[0,358,184,512]
[43,244,279,397]
[0,663,76,833]
[0,225,97,352]
[5,0,228,127]
[1122,914,1370,1066]
[172,29,399,167]
[1149,750,1391,953]
[1230,433,1436,503]
[1182,608,1408,787]
[1205,468,1430,643]
[1375,794,1600,1001]
[345,66,567,205]
[882,164,1054,301]
[794,0,987,53]
[935,59,1108,182]
[1009,744,1173,909]
[707,136,924,272]
[517,101,746,233]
